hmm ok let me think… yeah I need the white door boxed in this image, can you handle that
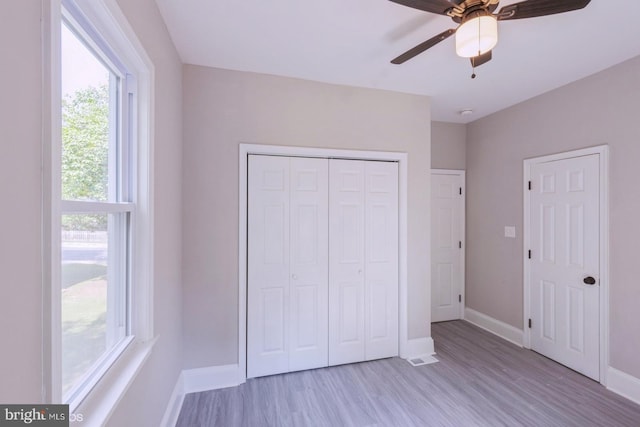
[328,159,365,365]
[364,161,399,360]
[247,155,328,378]
[431,171,465,322]
[529,154,600,380]
[289,157,329,372]
[329,159,399,365]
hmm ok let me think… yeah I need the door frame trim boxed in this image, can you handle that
[431,169,466,320]
[239,143,409,383]
[523,145,609,385]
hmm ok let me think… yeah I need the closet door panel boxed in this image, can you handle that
[329,159,366,365]
[288,157,329,372]
[249,155,399,376]
[248,155,291,378]
[364,161,399,360]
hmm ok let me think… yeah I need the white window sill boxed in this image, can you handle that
[72,336,158,426]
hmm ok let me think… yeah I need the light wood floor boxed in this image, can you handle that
[176,321,640,426]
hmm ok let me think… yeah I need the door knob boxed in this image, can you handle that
[583,276,596,285]
[292,274,298,280]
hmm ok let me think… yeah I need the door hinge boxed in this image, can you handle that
[528,250,532,259]
[459,241,462,249]
[458,294,462,303]
[528,181,532,191]
[528,318,532,329]
[459,187,462,195]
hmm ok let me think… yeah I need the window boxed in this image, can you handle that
[47,0,153,416]
[60,17,134,403]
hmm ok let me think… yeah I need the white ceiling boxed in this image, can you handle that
[155,0,640,123]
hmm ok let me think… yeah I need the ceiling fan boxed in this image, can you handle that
[389,0,591,77]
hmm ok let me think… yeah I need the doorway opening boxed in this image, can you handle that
[239,143,412,384]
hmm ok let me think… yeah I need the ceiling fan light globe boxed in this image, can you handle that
[455,15,498,58]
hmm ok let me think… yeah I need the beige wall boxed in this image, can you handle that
[432,121,466,170]
[0,0,43,402]
[466,55,640,379]
[0,1,183,424]
[107,0,184,426]
[182,65,432,368]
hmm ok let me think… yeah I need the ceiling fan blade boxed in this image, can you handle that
[470,50,492,68]
[388,0,458,16]
[497,0,591,20]
[391,28,456,64]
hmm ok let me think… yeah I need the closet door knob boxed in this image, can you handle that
[292,274,298,280]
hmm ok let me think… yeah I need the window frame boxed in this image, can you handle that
[60,12,133,404]
[43,0,155,422]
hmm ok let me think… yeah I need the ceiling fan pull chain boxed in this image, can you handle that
[472,16,480,79]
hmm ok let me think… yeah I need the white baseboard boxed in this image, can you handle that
[160,364,244,426]
[607,367,640,405]
[464,308,524,347]
[160,372,185,427]
[182,364,243,394]
[405,336,435,360]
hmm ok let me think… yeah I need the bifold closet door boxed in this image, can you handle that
[364,161,399,360]
[329,159,399,365]
[247,155,328,378]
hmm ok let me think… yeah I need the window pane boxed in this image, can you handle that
[61,23,115,202]
[61,213,127,399]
